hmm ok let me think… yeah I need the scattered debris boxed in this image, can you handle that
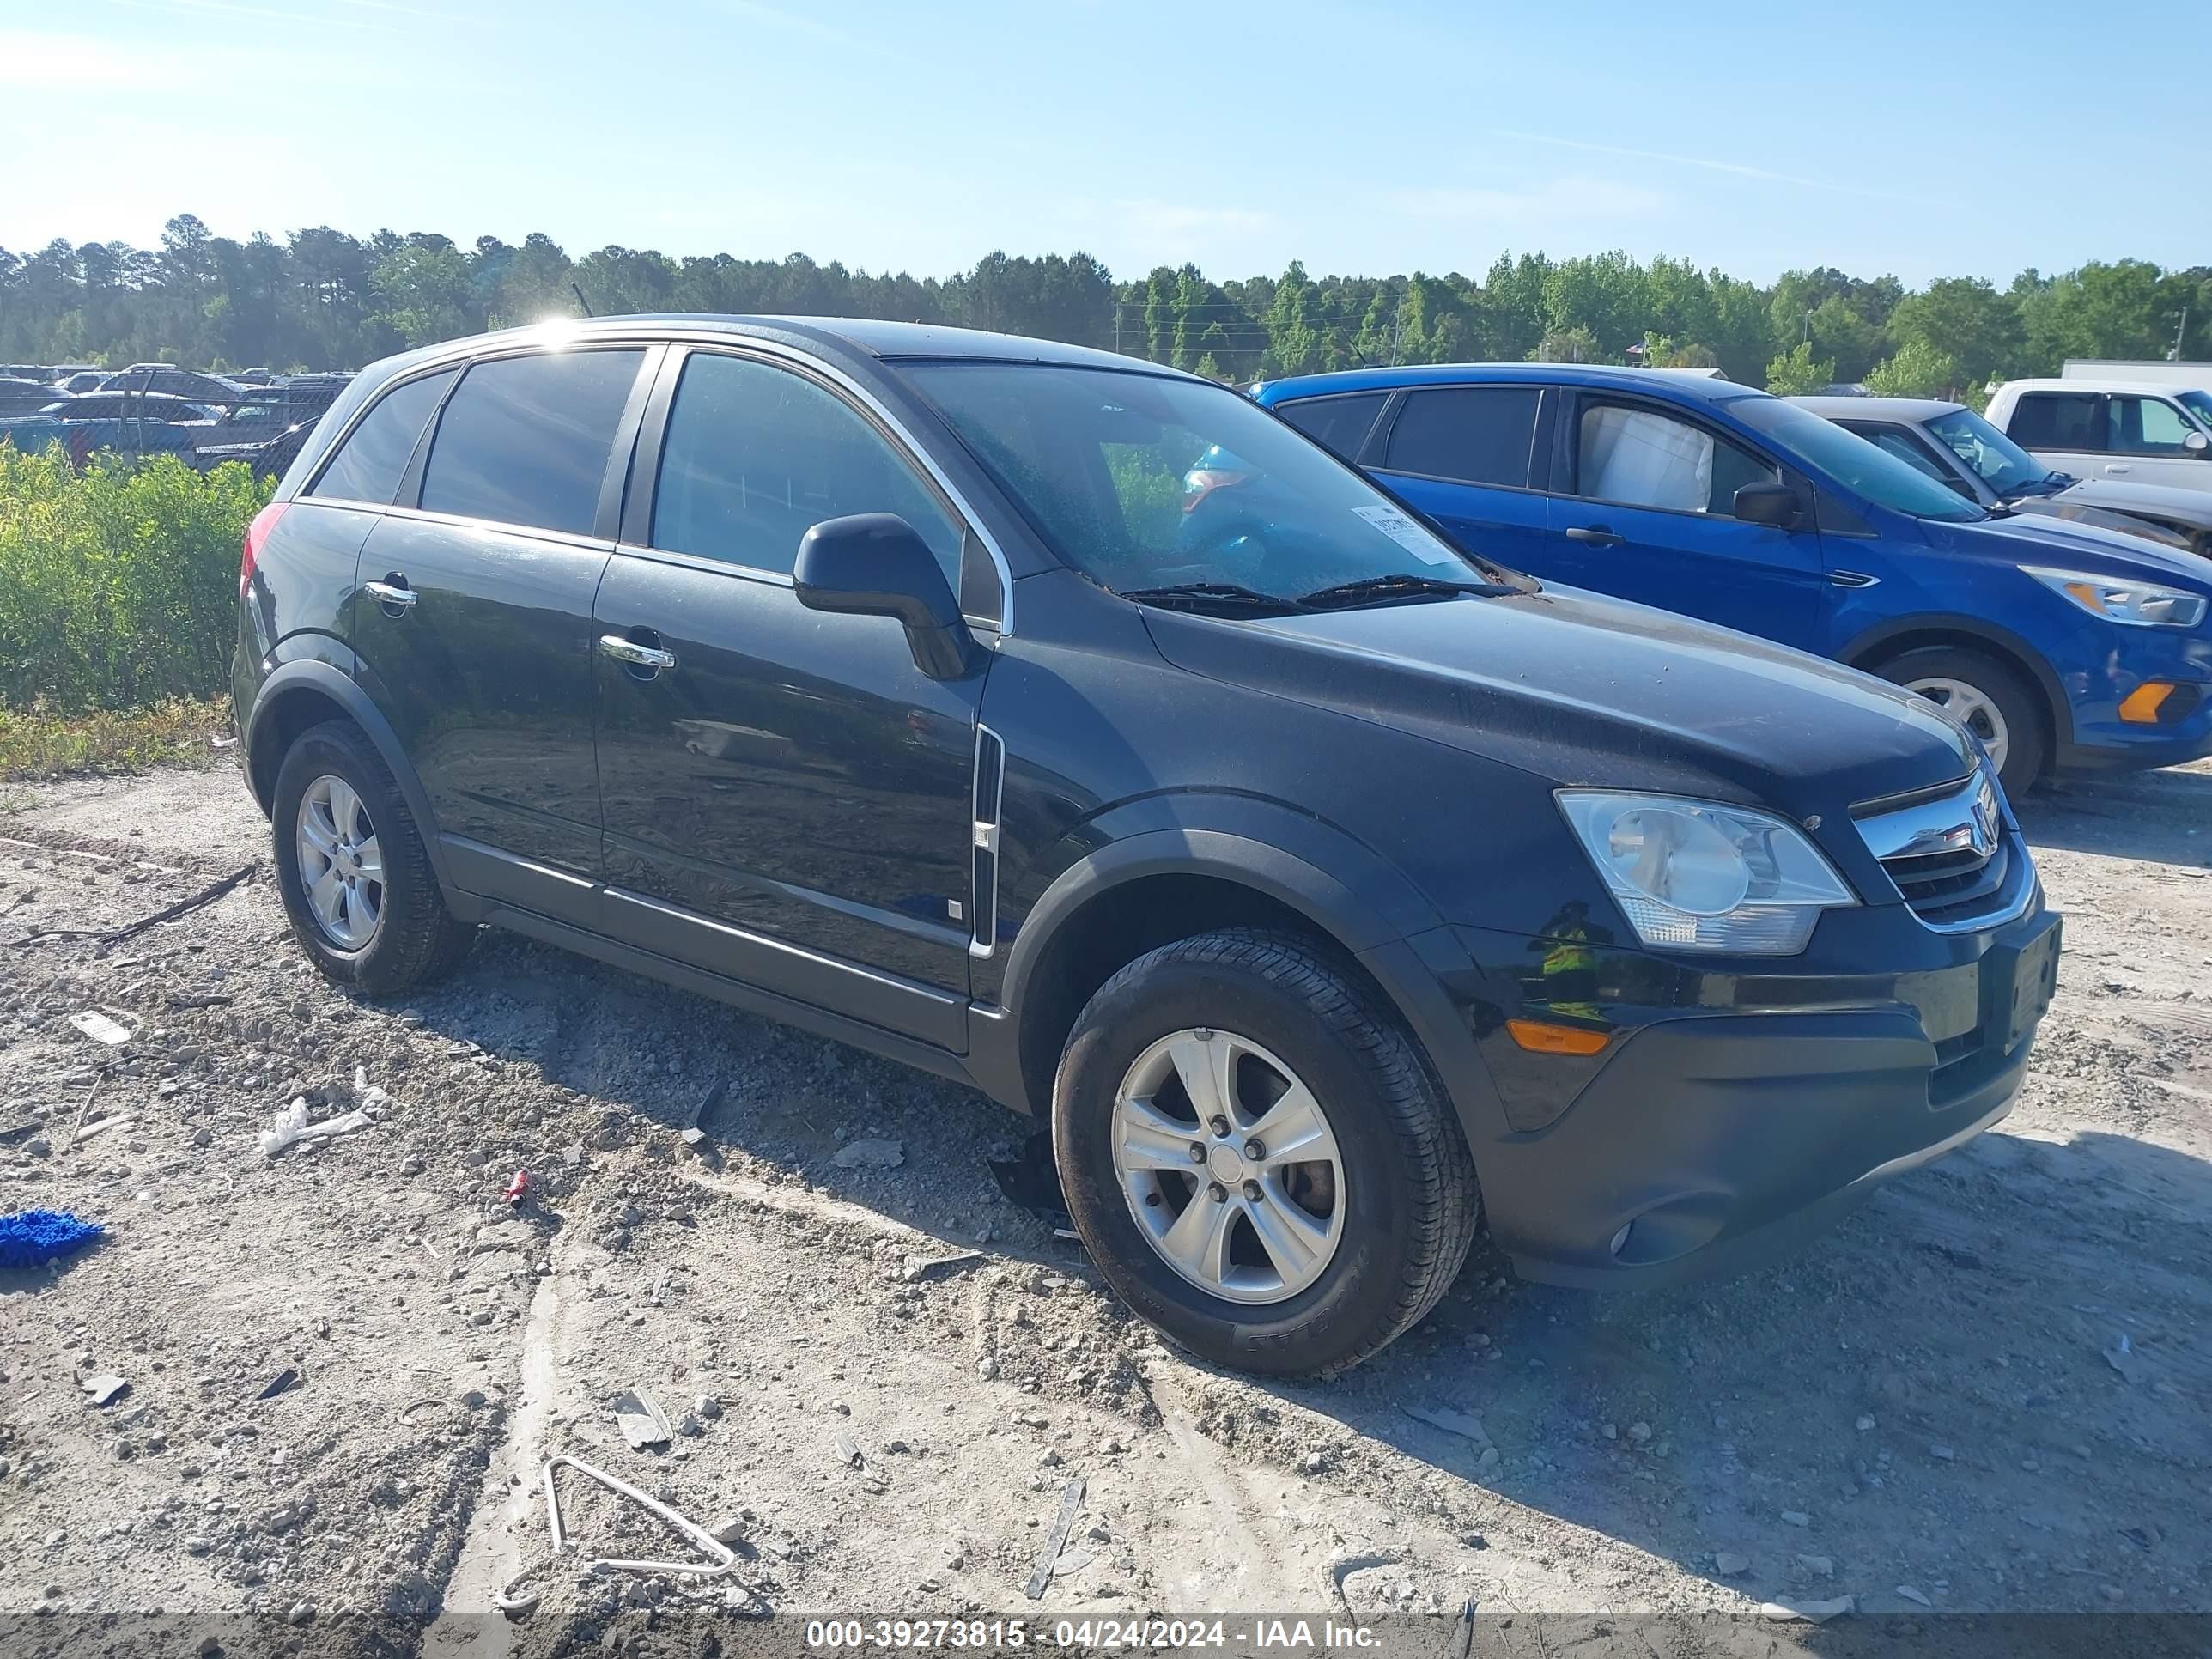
[1714,1552,1750,1577]
[1759,1595,1853,1625]
[256,1368,301,1401]
[611,1389,673,1449]
[835,1429,863,1467]
[1024,1477,1087,1601]
[902,1249,984,1283]
[0,1209,106,1270]
[831,1137,904,1170]
[258,1098,372,1159]
[82,1374,130,1407]
[70,1113,129,1146]
[1780,1510,1812,1527]
[67,1010,133,1046]
[681,1079,720,1152]
[19,863,256,949]
[540,1453,737,1578]
[2104,1334,2142,1383]
[1929,1445,1956,1461]
[1404,1404,1496,1452]
[502,1170,530,1206]
[1895,1586,1933,1607]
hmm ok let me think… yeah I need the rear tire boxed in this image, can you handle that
[1052,927,1480,1376]
[272,720,474,995]
[1875,645,2047,799]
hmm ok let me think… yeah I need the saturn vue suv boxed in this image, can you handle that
[234,318,2060,1375]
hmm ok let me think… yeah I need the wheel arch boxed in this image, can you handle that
[982,823,1508,1153]
[1839,614,2071,755]
[246,659,453,888]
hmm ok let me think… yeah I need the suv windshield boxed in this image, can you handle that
[906,362,1514,605]
[1925,407,2057,496]
[1729,395,1985,522]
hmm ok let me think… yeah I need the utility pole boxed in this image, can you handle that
[1114,302,1122,356]
[2172,304,2190,362]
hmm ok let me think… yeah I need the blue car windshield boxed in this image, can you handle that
[905,362,1509,601]
[1729,395,1987,523]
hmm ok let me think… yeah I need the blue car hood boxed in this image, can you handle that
[1944,509,2212,589]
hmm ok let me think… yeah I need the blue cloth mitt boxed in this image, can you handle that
[0,1209,106,1270]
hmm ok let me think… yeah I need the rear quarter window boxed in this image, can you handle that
[305,368,458,507]
[1275,392,1389,462]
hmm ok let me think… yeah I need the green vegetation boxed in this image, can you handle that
[0,445,270,715]
[3,214,2203,394]
[0,696,231,780]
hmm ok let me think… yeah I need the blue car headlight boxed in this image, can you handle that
[2024,566,2209,629]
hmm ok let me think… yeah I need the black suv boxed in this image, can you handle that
[235,318,2060,1375]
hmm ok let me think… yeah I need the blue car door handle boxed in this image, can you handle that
[1564,525,1623,547]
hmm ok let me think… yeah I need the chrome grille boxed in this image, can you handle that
[1854,769,2030,932]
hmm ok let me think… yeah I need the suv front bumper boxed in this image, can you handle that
[1437,903,2060,1287]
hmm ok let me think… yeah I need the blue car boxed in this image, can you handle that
[1252,366,2212,797]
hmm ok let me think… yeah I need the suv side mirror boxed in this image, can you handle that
[1733,482,1803,527]
[2185,430,2209,456]
[793,514,978,679]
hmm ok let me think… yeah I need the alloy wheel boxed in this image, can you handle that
[1110,1028,1346,1305]
[295,774,385,950]
[1904,675,2010,776]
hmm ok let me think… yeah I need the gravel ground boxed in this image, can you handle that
[2,757,2208,1644]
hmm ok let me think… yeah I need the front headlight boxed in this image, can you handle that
[2024,566,2208,629]
[1556,792,1858,955]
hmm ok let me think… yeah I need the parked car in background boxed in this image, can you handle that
[0,412,64,452]
[1258,365,2212,797]
[0,376,59,416]
[40,391,216,460]
[1794,396,2212,556]
[52,369,107,394]
[234,316,2060,1374]
[96,366,246,404]
[1986,378,2212,494]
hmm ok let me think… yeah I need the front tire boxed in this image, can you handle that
[1052,928,1480,1376]
[271,720,474,995]
[1876,645,2048,799]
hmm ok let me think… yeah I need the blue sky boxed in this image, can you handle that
[3,0,2202,286]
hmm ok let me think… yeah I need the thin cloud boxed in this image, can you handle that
[1482,128,1940,207]
[1391,174,1673,223]
[716,0,854,46]
[94,0,393,32]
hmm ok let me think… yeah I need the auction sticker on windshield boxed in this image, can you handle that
[1351,504,1458,564]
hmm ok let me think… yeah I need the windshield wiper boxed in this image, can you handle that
[1119,581,1308,614]
[1296,573,1515,610]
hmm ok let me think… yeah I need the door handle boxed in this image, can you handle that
[599,634,677,672]
[1564,525,1623,547]
[2104,464,2132,475]
[363,577,416,609]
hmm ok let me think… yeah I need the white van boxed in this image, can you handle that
[1985,377,2212,494]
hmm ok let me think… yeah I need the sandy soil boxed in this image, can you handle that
[2,757,2207,1649]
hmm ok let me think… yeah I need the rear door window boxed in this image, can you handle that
[650,351,963,581]
[1275,392,1389,462]
[419,349,646,536]
[2008,392,2104,451]
[1382,386,1540,487]
[306,369,457,506]
[1573,402,1778,515]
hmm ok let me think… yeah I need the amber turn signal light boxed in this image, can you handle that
[1506,1018,1611,1056]
[2118,682,2175,725]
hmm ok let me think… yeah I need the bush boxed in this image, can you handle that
[0,444,271,713]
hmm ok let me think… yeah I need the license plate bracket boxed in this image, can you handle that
[1984,918,2062,1054]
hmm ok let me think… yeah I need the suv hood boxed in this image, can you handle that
[1145,583,1975,811]
[1943,509,2212,588]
